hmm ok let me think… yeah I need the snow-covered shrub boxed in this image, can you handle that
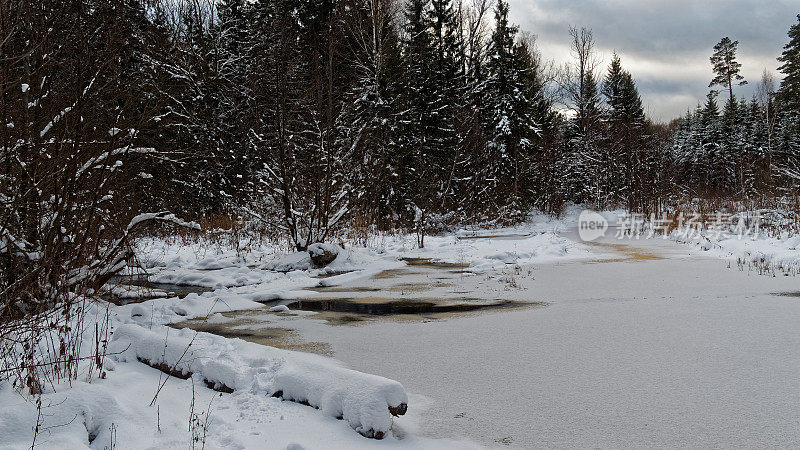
[0,1,196,393]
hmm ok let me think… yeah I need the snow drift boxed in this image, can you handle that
[109,324,407,438]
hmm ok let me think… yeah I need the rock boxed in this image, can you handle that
[388,403,408,416]
[269,304,290,313]
[308,243,339,268]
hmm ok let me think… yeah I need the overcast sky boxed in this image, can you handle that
[507,0,799,122]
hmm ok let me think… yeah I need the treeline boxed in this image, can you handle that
[138,0,571,244]
[673,30,800,198]
[2,1,800,306]
[4,0,800,391]
[125,0,675,246]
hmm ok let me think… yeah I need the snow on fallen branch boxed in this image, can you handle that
[125,212,200,232]
[68,212,200,289]
[109,324,407,439]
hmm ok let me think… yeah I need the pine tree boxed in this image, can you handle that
[775,15,800,190]
[709,37,746,105]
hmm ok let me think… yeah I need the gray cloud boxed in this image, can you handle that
[508,0,799,121]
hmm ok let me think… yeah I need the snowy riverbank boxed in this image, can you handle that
[0,211,590,449]
[2,206,798,449]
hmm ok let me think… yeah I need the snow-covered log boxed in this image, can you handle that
[109,324,407,439]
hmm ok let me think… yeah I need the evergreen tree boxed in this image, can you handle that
[215,0,253,201]
[247,0,316,248]
[426,0,461,206]
[428,0,461,138]
[720,96,739,191]
[709,37,746,104]
[476,0,546,214]
[700,92,724,191]
[563,27,604,205]
[338,0,404,226]
[778,15,800,122]
[569,70,603,204]
[398,0,440,237]
[602,54,647,209]
[515,34,560,212]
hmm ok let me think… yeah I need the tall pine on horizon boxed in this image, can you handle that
[709,37,746,105]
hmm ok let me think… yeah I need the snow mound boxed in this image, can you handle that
[308,242,340,258]
[109,324,407,438]
[671,229,800,275]
[263,251,314,272]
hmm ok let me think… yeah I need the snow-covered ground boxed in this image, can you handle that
[0,212,587,449]
[2,207,799,449]
[247,216,800,448]
[671,227,800,275]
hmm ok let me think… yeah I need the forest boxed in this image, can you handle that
[1,0,800,389]
[3,1,800,448]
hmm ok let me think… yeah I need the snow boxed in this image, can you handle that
[3,206,798,448]
[0,282,466,449]
[39,106,72,137]
[0,345,471,449]
[369,209,592,271]
[276,222,800,448]
[308,243,339,257]
[308,242,340,262]
[2,223,523,447]
[109,324,408,437]
[106,282,168,300]
[671,227,800,274]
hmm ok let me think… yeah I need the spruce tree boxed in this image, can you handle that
[569,69,603,204]
[700,92,724,191]
[720,96,739,192]
[426,0,461,204]
[399,0,440,234]
[602,54,646,208]
[563,27,604,205]
[215,0,252,202]
[338,0,404,226]
[481,0,541,212]
[778,15,800,121]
